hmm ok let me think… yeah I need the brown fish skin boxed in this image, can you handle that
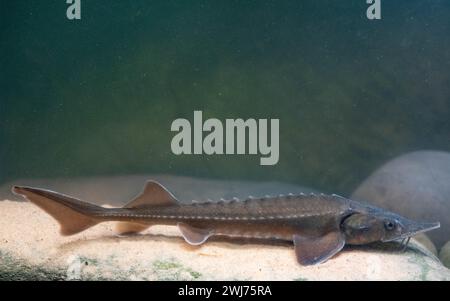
[11,181,440,266]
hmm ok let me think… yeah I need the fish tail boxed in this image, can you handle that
[12,186,104,236]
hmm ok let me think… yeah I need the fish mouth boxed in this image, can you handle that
[382,221,440,242]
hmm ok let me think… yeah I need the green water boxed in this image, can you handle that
[1,1,450,194]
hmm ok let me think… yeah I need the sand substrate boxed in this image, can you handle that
[0,200,449,280]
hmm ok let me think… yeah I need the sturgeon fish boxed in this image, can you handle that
[12,181,440,265]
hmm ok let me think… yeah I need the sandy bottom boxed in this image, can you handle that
[0,200,449,281]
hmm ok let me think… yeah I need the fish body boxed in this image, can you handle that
[12,181,440,265]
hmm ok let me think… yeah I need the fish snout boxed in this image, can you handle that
[395,220,440,241]
[406,221,440,235]
[381,219,440,242]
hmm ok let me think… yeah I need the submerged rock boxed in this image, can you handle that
[352,151,450,248]
[0,201,449,281]
[439,241,450,269]
[414,233,438,256]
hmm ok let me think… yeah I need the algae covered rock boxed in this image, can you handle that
[414,233,438,256]
[0,201,449,281]
[352,151,450,248]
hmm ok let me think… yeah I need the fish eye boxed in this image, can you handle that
[384,220,395,231]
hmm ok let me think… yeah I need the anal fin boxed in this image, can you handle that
[293,231,345,266]
[115,222,151,235]
[178,222,213,245]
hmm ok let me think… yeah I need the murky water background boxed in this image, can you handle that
[1,1,450,195]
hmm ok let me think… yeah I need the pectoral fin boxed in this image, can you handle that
[178,222,213,245]
[293,231,345,266]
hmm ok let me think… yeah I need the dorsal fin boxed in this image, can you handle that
[124,181,178,208]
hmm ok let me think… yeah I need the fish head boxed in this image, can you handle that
[342,210,440,245]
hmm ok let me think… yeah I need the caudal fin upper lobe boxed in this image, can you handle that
[12,186,102,236]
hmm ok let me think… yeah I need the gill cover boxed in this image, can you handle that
[342,213,385,245]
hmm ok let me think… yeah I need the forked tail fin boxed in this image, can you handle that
[12,186,104,236]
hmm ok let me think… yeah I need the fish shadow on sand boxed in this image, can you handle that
[55,231,439,264]
[56,232,293,255]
